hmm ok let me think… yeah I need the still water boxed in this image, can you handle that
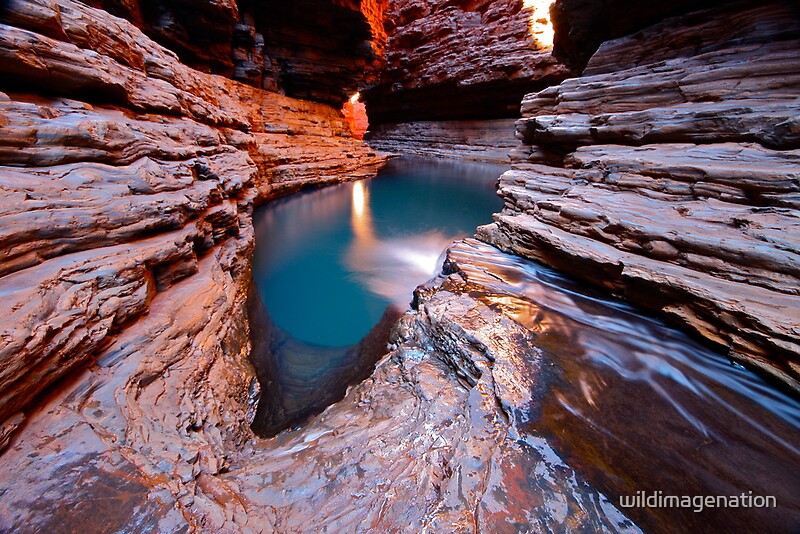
[252,157,504,347]
[249,157,504,434]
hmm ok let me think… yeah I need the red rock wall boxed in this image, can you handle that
[0,0,385,450]
[342,98,369,139]
[0,1,797,531]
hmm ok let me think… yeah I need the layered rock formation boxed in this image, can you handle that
[363,0,571,162]
[367,119,520,162]
[0,0,384,450]
[478,0,800,391]
[3,235,797,531]
[1,0,799,531]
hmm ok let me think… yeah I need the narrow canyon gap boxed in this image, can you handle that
[0,0,798,532]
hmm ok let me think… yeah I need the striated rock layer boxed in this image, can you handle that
[479,0,800,391]
[0,0,385,450]
[3,236,798,531]
[365,119,519,163]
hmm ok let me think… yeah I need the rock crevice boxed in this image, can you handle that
[0,0,385,451]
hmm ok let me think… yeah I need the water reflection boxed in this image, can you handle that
[253,156,504,347]
[249,157,505,435]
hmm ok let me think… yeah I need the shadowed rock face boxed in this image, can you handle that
[482,0,800,392]
[362,0,571,163]
[78,0,387,105]
[361,0,570,124]
[550,0,733,70]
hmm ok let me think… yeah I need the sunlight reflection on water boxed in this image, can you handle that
[252,156,505,347]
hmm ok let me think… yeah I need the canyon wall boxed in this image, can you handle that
[0,0,798,531]
[80,0,388,105]
[363,0,570,162]
[550,0,730,70]
[478,0,800,391]
[0,0,385,452]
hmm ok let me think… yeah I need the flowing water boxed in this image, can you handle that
[448,239,800,531]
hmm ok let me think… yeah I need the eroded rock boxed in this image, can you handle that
[361,0,570,123]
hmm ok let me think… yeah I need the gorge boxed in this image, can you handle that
[0,0,798,532]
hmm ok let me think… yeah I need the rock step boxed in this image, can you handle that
[516,99,800,149]
[498,166,800,294]
[521,40,800,118]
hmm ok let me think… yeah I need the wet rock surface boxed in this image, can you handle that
[0,239,643,531]
[483,0,800,392]
[442,240,800,532]
[0,0,384,451]
[3,238,797,531]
